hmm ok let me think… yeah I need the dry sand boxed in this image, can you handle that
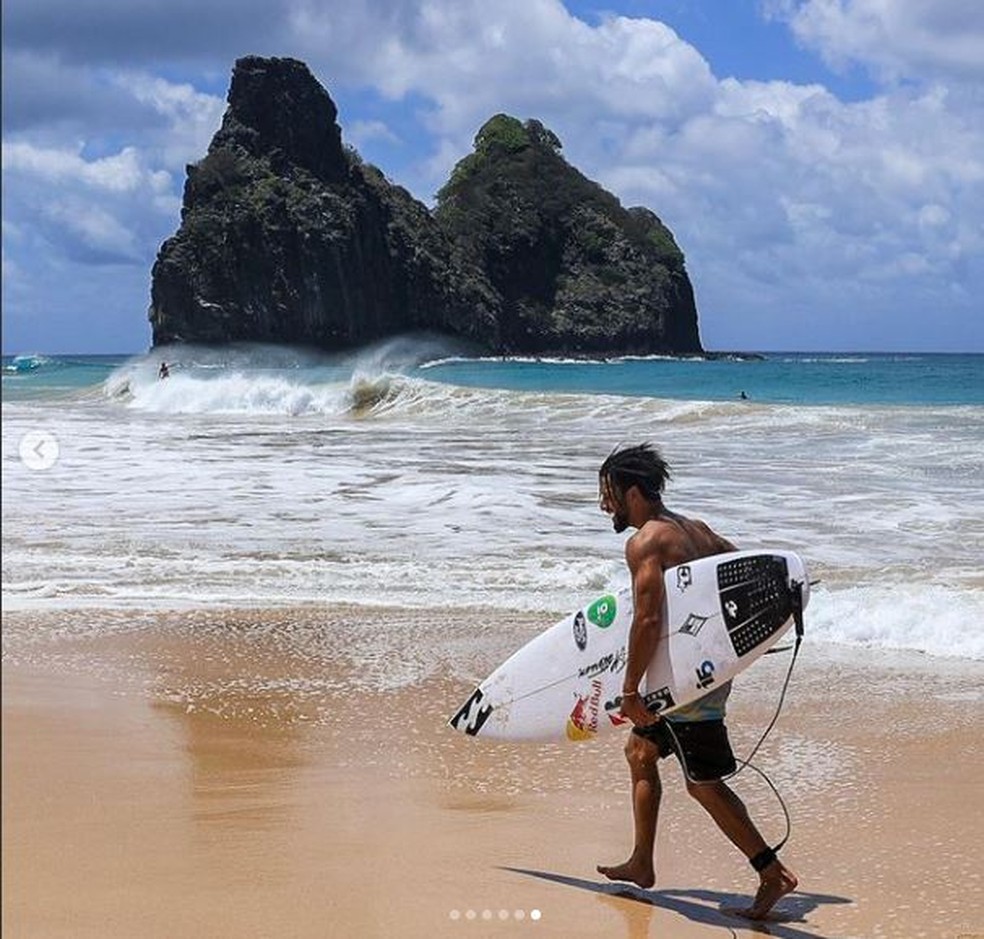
[3,607,983,939]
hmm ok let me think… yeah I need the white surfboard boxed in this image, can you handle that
[449,550,809,742]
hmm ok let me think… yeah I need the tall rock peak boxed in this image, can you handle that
[211,56,347,183]
[149,57,702,356]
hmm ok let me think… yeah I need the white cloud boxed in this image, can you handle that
[118,73,226,171]
[2,68,225,272]
[347,119,402,148]
[2,141,149,192]
[764,0,984,83]
[292,2,716,133]
[41,197,141,260]
[0,232,27,292]
[583,50,982,346]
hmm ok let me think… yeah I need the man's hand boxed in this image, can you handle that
[619,694,661,728]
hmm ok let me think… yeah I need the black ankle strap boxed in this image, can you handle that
[750,847,777,872]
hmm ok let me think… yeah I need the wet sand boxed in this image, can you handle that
[3,607,983,938]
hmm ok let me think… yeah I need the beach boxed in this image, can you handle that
[4,606,982,939]
[4,350,983,937]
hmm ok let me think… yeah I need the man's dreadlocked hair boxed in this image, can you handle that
[599,443,671,503]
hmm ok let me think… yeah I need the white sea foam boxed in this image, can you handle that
[789,356,871,364]
[3,353,982,663]
[808,584,984,660]
[124,370,352,416]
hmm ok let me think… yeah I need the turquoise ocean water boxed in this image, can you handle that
[3,342,983,668]
[3,349,983,405]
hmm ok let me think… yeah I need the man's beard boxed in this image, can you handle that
[611,512,628,533]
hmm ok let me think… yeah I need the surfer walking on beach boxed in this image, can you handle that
[595,443,798,920]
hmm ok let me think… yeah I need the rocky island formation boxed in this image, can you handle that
[149,56,704,356]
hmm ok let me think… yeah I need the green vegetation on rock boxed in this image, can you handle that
[433,114,698,353]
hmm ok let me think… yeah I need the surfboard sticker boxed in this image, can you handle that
[675,565,693,592]
[577,647,627,680]
[604,700,631,727]
[679,613,709,636]
[695,659,716,690]
[449,687,493,736]
[572,610,588,650]
[643,687,676,713]
[566,680,604,740]
[587,595,617,628]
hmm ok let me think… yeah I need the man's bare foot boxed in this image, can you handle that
[737,861,798,920]
[596,857,655,889]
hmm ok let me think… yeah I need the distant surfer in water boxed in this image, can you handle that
[595,443,798,920]
[158,361,170,380]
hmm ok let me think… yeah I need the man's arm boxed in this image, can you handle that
[619,529,667,726]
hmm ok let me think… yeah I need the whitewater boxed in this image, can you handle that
[3,341,982,662]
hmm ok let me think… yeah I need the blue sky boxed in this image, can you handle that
[3,0,982,354]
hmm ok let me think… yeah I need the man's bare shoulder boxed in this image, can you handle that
[632,513,735,566]
[689,517,737,554]
[626,518,684,563]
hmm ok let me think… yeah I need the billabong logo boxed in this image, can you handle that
[695,659,716,690]
[449,687,493,736]
[676,565,693,593]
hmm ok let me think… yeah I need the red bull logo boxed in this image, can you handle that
[566,679,603,741]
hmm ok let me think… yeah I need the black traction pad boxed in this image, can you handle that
[717,554,794,656]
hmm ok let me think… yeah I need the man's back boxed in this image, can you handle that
[633,509,736,573]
